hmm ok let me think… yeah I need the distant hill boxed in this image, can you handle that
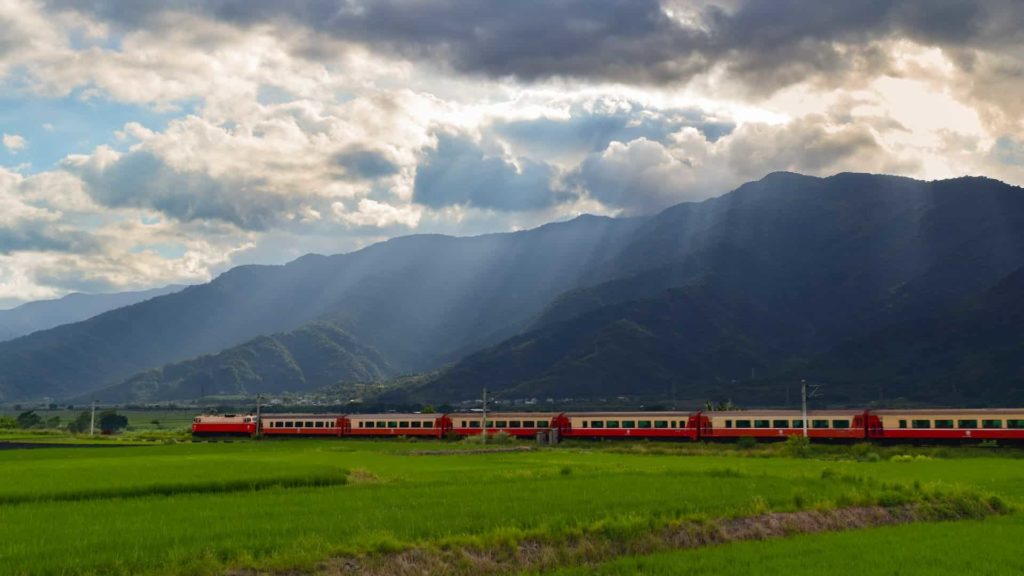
[90,321,392,403]
[0,215,639,402]
[392,172,1024,406]
[805,265,1024,405]
[388,282,801,403]
[3,171,1023,405]
[0,286,183,342]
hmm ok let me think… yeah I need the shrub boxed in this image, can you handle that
[736,436,757,450]
[16,411,42,429]
[782,435,810,457]
[0,416,16,429]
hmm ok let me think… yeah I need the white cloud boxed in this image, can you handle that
[2,133,26,152]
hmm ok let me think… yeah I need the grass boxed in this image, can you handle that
[538,514,1024,575]
[0,440,1022,575]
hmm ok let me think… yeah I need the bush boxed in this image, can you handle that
[98,411,128,434]
[16,411,42,429]
[736,436,757,450]
[782,435,810,457]
[0,416,17,429]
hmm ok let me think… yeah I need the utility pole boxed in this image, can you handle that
[481,387,488,445]
[255,394,263,439]
[90,400,96,437]
[801,379,822,439]
[801,380,808,438]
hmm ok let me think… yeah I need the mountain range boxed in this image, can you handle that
[0,285,182,342]
[1,171,1022,407]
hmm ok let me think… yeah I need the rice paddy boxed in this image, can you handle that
[0,438,1021,575]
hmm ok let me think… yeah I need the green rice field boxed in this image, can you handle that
[0,438,1022,575]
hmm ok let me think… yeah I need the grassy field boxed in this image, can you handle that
[541,515,1024,575]
[0,408,198,432]
[0,439,1021,575]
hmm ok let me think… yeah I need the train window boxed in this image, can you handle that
[754,420,770,428]
[1007,420,1024,429]
[469,421,481,428]
[411,421,421,428]
[832,420,850,429]
[524,421,536,428]
[606,421,620,428]
[399,421,409,428]
[538,420,550,427]
[983,420,1003,429]
[306,421,314,428]
[935,420,954,429]
[791,420,803,428]
[735,420,751,428]
[377,421,386,428]
[315,421,325,428]
[495,421,507,428]
[773,420,789,428]
[623,420,636,428]
[461,421,467,428]
[274,422,283,428]
[957,419,978,428]
[579,421,587,428]
[285,421,294,427]
[912,420,931,429]
[899,420,907,429]
[638,421,652,428]
[724,420,733,428]
[386,421,397,428]
[654,420,669,429]
[671,421,677,428]
[591,421,604,428]
[509,421,521,428]
[812,420,829,429]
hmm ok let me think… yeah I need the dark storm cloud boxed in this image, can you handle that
[413,133,568,211]
[332,148,400,179]
[67,150,292,231]
[0,226,98,255]
[53,1,1024,90]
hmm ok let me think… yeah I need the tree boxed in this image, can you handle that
[98,411,128,434]
[16,411,42,429]
[420,405,437,414]
[0,416,17,429]
[67,411,92,434]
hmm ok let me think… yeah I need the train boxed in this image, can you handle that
[192,407,1024,442]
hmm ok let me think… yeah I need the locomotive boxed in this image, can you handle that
[193,407,1024,442]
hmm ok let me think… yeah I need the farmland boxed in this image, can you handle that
[0,439,1021,575]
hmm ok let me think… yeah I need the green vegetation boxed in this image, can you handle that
[541,515,1024,576]
[0,440,1022,575]
[95,320,393,403]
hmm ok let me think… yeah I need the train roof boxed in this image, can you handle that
[871,408,1024,415]
[260,413,344,418]
[448,412,558,418]
[703,409,863,417]
[345,413,443,419]
[565,411,694,417]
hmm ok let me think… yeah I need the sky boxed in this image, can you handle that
[1,0,1023,308]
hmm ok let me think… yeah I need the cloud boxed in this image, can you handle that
[332,148,400,179]
[2,133,26,152]
[413,132,569,211]
[572,115,920,214]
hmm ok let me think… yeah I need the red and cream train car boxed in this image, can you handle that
[192,408,1024,442]
[700,409,870,440]
[449,412,559,438]
[191,414,258,436]
[561,411,701,440]
[868,409,1024,441]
